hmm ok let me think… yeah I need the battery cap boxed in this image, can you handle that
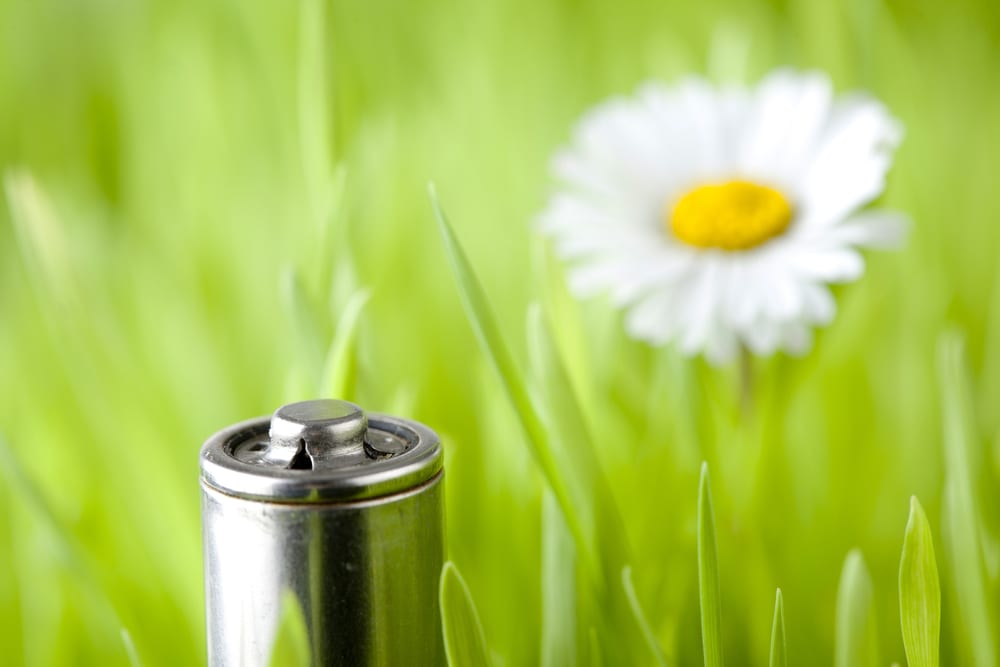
[199,399,442,502]
[268,400,367,468]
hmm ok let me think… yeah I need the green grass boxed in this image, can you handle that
[2,0,1000,664]
[898,496,941,667]
[440,562,491,667]
[769,589,786,667]
[834,550,879,667]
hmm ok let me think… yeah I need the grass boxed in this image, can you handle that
[2,0,1000,664]
[898,497,941,667]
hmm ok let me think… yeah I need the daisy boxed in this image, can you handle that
[538,69,907,364]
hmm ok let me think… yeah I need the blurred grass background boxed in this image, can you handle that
[1,0,1000,664]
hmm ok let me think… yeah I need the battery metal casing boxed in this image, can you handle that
[200,400,445,667]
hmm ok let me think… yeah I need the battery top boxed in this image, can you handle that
[199,399,442,502]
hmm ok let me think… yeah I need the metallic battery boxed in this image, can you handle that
[200,399,445,666]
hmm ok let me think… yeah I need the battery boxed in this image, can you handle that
[199,399,445,666]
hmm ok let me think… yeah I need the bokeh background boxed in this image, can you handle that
[2,0,999,664]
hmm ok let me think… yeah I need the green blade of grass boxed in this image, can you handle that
[430,186,591,576]
[587,628,601,667]
[937,333,997,667]
[698,462,724,667]
[281,267,326,378]
[268,591,311,667]
[834,549,879,667]
[434,189,655,661]
[0,437,120,617]
[982,263,1000,442]
[121,629,142,667]
[622,566,667,667]
[318,287,370,399]
[941,481,997,667]
[525,301,652,660]
[0,437,144,664]
[297,0,335,226]
[0,438,87,582]
[434,193,648,662]
[297,0,352,302]
[541,490,577,667]
[525,302,636,580]
[3,169,75,309]
[898,496,940,667]
[769,589,786,667]
[440,562,490,667]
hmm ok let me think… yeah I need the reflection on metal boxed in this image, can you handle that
[200,399,445,666]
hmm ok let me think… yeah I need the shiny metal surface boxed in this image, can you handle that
[200,400,445,667]
[268,399,369,465]
[200,402,442,502]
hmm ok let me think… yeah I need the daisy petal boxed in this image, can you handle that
[787,247,865,283]
[780,323,814,356]
[625,290,679,344]
[567,252,694,304]
[800,282,837,325]
[738,69,834,187]
[798,95,902,227]
[743,316,781,356]
[677,260,722,355]
[705,326,739,365]
[828,210,910,249]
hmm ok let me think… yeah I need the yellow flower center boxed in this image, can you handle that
[668,180,793,250]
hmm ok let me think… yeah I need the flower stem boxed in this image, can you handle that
[739,345,754,415]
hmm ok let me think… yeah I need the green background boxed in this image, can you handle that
[1,0,998,664]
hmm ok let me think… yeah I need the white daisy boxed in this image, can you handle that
[538,69,907,364]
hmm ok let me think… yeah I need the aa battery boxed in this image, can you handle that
[199,399,445,666]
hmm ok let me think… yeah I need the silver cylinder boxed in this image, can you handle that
[200,399,445,666]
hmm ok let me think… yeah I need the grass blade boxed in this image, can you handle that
[937,333,997,667]
[834,549,879,667]
[587,628,601,667]
[430,186,591,573]
[268,591,310,667]
[440,562,490,667]
[318,288,370,399]
[433,192,646,662]
[297,0,335,225]
[0,438,122,619]
[941,481,997,667]
[541,490,577,667]
[281,267,326,374]
[898,496,940,667]
[525,303,636,578]
[769,589,786,667]
[622,566,667,667]
[121,629,142,667]
[4,170,74,306]
[698,462,725,667]
[431,188,643,661]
